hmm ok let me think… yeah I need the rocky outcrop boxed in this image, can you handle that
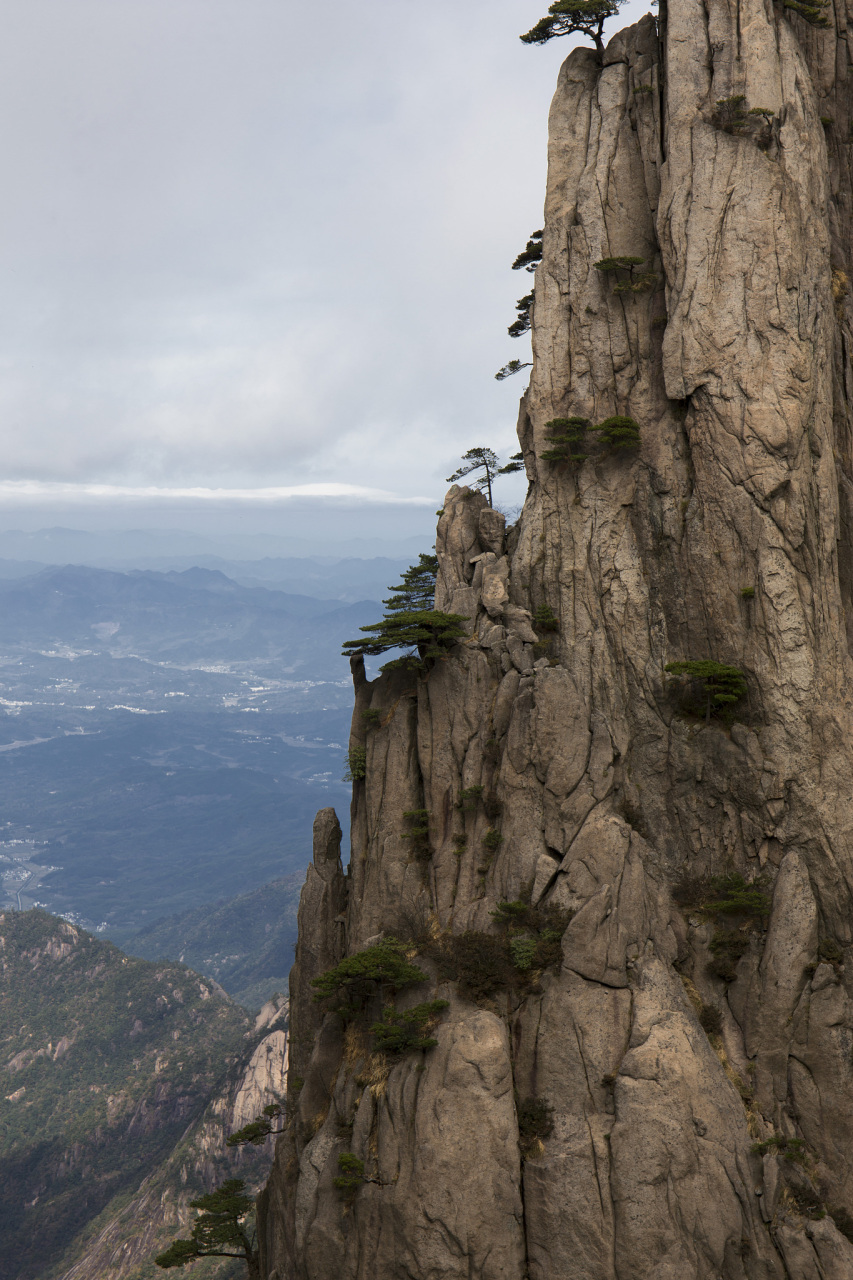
[258,1,853,1274]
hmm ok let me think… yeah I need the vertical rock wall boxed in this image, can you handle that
[259,2,853,1275]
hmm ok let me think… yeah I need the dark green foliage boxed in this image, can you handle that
[595,255,647,272]
[673,871,770,918]
[333,1153,365,1196]
[434,931,516,1001]
[821,115,834,126]
[447,445,524,506]
[702,873,771,917]
[460,784,485,808]
[490,898,573,937]
[633,83,653,94]
[751,1135,807,1162]
[343,746,367,782]
[342,609,468,673]
[311,939,426,1015]
[500,451,526,475]
[540,416,590,467]
[818,936,844,966]
[342,555,465,674]
[714,94,748,132]
[402,808,431,862]
[362,707,382,727]
[521,0,626,54]
[699,1004,723,1036]
[590,415,642,449]
[512,230,544,272]
[783,0,831,25]
[508,292,535,338]
[664,658,748,720]
[490,899,530,925]
[155,1179,256,1271]
[533,604,559,633]
[673,872,768,981]
[370,999,450,1055]
[594,256,656,294]
[483,828,504,851]
[227,1103,285,1148]
[0,909,251,1280]
[517,1096,554,1156]
[382,553,439,614]
[708,928,751,981]
[495,359,532,381]
[740,586,755,599]
[424,900,572,1003]
[715,98,780,144]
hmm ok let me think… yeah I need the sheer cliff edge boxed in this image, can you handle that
[257,1,853,1274]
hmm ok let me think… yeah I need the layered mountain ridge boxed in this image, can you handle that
[256,1,853,1275]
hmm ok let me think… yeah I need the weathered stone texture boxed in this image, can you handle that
[259,1,853,1274]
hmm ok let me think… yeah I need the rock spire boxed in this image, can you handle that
[258,1,853,1273]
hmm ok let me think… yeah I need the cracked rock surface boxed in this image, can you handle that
[258,1,853,1274]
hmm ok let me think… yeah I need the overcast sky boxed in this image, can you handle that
[0,0,648,546]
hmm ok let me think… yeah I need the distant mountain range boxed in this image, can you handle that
[125,873,303,1009]
[0,562,364,940]
[0,908,285,1280]
[0,524,431,566]
[0,563,379,671]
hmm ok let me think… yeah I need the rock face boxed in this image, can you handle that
[258,2,853,1275]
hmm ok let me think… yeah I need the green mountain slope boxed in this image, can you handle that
[124,874,302,1008]
[0,909,254,1280]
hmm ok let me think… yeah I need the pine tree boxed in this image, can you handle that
[520,0,627,55]
[512,230,544,272]
[382,553,438,613]
[447,447,524,507]
[155,1180,258,1277]
[664,660,747,722]
[342,557,467,673]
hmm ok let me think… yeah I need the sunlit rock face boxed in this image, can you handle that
[258,3,853,1274]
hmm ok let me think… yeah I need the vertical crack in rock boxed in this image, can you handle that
[258,2,853,1275]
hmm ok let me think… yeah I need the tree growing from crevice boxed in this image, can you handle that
[342,556,467,673]
[508,292,534,337]
[540,417,590,467]
[664,659,747,722]
[227,1102,286,1148]
[594,256,657,294]
[495,358,532,381]
[155,1180,258,1277]
[446,446,524,507]
[520,0,627,54]
[382,553,439,613]
[512,229,544,272]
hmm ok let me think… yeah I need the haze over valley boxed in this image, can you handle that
[0,541,414,958]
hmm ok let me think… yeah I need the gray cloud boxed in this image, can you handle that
[0,0,650,519]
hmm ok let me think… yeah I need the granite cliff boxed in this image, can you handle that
[258,0,853,1274]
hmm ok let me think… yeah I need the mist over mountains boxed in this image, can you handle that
[0,545,410,959]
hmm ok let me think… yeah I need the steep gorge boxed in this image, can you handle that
[258,0,853,1274]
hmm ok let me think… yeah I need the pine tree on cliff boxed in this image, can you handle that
[342,556,468,672]
[446,446,524,508]
[155,1180,259,1278]
[520,0,627,55]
